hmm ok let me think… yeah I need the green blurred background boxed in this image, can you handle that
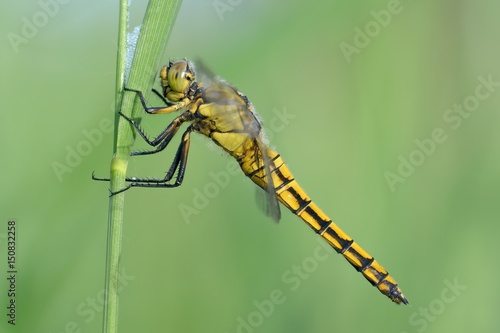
[1,1,499,332]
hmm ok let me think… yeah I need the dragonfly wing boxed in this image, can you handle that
[194,59,281,222]
[255,139,281,222]
[192,58,218,86]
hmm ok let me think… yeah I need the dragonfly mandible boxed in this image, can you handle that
[94,59,408,304]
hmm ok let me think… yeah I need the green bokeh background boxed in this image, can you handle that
[1,1,499,332]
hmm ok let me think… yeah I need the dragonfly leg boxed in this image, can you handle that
[118,111,191,156]
[123,127,192,189]
[91,128,191,195]
[91,172,132,196]
[151,88,171,106]
[124,86,174,111]
[124,87,186,114]
[92,171,110,182]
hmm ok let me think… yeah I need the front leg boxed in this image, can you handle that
[125,87,189,115]
[118,111,191,154]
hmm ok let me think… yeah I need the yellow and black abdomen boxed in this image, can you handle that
[240,147,408,304]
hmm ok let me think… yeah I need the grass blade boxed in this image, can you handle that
[102,1,183,332]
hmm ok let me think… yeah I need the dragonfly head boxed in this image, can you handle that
[160,60,196,102]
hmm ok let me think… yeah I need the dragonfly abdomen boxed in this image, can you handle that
[241,148,408,304]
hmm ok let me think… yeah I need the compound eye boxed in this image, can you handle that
[167,60,193,93]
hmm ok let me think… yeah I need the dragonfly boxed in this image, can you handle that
[94,59,408,304]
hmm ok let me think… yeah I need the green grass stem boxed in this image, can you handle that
[102,1,183,332]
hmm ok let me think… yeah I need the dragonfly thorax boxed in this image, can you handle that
[160,60,196,102]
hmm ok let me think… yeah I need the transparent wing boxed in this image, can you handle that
[193,59,281,222]
[255,139,282,222]
[192,58,218,86]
